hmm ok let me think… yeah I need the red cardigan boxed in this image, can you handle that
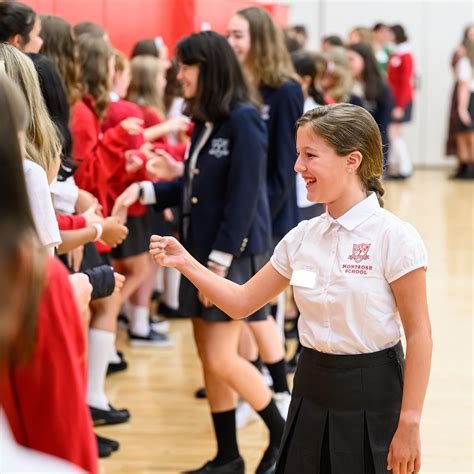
[101,99,148,217]
[0,258,98,473]
[56,213,86,230]
[388,43,415,109]
[71,97,131,217]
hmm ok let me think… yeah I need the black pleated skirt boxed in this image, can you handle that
[179,252,269,322]
[277,342,404,474]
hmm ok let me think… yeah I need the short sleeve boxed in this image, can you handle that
[23,160,62,251]
[270,221,308,279]
[383,221,428,283]
[456,57,472,83]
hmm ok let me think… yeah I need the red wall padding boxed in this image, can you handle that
[21,0,288,57]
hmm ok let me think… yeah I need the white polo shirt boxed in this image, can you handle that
[271,192,427,355]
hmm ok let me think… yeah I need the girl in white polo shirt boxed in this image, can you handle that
[150,103,432,474]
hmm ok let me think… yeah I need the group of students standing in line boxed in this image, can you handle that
[0,2,433,474]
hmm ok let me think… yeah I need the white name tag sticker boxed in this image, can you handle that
[290,270,317,289]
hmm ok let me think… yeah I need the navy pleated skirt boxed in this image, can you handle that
[277,342,404,474]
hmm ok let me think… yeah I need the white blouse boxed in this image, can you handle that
[271,193,427,355]
[23,159,61,256]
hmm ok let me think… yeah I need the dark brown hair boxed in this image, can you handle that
[176,31,251,122]
[77,33,113,120]
[297,103,385,206]
[39,15,81,105]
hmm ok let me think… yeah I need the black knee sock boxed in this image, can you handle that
[265,359,289,393]
[250,356,263,372]
[211,409,240,465]
[257,400,285,448]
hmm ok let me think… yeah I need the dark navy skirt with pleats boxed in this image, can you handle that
[277,342,404,474]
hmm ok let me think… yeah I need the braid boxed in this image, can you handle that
[366,176,385,207]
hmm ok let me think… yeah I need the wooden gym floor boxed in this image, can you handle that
[98,170,473,474]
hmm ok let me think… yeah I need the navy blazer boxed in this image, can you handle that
[151,102,272,263]
[260,80,304,239]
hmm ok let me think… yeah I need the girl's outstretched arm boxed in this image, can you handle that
[150,235,289,319]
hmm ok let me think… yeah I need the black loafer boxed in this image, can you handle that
[182,456,245,473]
[194,387,207,399]
[96,436,113,458]
[96,434,119,452]
[255,445,279,474]
[90,404,130,426]
[107,351,128,375]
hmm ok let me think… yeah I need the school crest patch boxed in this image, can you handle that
[208,138,230,158]
[348,243,371,263]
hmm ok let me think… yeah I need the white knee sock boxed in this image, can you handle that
[87,329,115,410]
[162,267,181,310]
[393,137,412,176]
[129,304,150,336]
[154,266,165,293]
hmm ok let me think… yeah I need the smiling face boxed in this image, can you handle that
[227,14,251,65]
[177,63,199,99]
[295,125,349,204]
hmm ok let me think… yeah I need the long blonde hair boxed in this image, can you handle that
[0,44,61,177]
[127,54,165,119]
[297,104,385,206]
[323,46,353,103]
[236,7,300,89]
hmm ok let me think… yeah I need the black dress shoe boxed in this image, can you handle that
[90,404,130,426]
[194,387,207,399]
[107,351,128,375]
[255,445,279,474]
[182,456,245,474]
[96,434,119,452]
[96,435,113,458]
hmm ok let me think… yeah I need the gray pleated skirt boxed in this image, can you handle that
[277,342,404,474]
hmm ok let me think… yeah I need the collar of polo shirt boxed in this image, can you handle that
[321,192,380,232]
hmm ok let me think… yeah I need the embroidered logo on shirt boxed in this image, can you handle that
[208,138,230,158]
[348,243,371,263]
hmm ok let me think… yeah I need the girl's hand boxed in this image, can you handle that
[387,418,421,474]
[113,272,125,294]
[146,149,184,180]
[458,107,472,126]
[76,189,101,214]
[81,200,103,225]
[125,150,144,174]
[120,117,144,135]
[111,183,141,224]
[101,216,129,247]
[149,235,188,268]
[165,116,191,134]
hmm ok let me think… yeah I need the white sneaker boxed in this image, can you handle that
[274,392,291,420]
[261,366,273,387]
[236,401,259,429]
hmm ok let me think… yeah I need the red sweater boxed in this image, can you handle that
[71,97,131,217]
[388,43,415,109]
[101,99,148,217]
[0,258,98,473]
[56,213,86,230]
